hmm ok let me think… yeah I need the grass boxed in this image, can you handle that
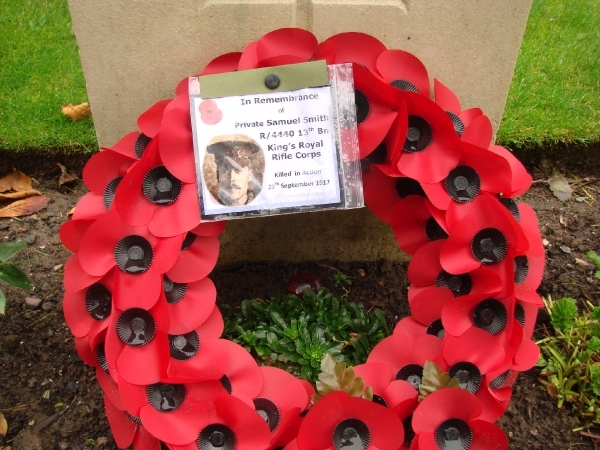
[0,0,96,154]
[0,0,598,154]
[497,0,600,148]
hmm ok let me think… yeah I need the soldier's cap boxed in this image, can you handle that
[206,135,260,162]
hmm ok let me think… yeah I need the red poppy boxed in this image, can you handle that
[389,196,448,255]
[389,92,463,184]
[104,299,171,385]
[363,166,425,226]
[253,366,310,449]
[439,194,528,275]
[198,99,223,125]
[487,145,532,197]
[63,253,103,293]
[167,306,230,383]
[367,333,446,390]
[315,32,387,73]
[158,97,196,184]
[440,290,515,336]
[256,28,318,67]
[63,269,115,348]
[78,209,183,310]
[174,52,243,96]
[297,391,404,449]
[218,339,263,403]
[164,276,218,335]
[71,193,109,221]
[512,300,541,372]
[59,218,96,253]
[138,99,172,139]
[166,230,221,284]
[514,204,545,304]
[420,143,512,211]
[238,41,259,70]
[353,362,419,415]
[102,131,142,160]
[117,378,224,446]
[412,388,508,450]
[170,394,272,450]
[103,395,163,450]
[433,79,493,148]
[83,147,138,200]
[376,49,430,97]
[392,317,428,341]
[202,52,243,76]
[350,64,399,160]
[407,240,503,296]
[441,327,512,421]
[83,137,140,206]
[114,136,201,237]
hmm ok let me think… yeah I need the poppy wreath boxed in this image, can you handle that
[60,28,544,450]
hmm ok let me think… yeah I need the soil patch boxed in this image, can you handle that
[0,159,598,450]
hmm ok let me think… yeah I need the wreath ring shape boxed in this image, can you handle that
[61,28,544,450]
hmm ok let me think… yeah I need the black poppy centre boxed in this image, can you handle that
[473,299,507,335]
[117,308,156,346]
[448,362,482,394]
[143,166,183,205]
[103,176,123,210]
[85,283,112,321]
[425,217,449,242]
[435,418,473,450]
[435,271,472,297]
[396,364,423,390]
[114,235,154,274]
[253,398,281,431]
[395,177,426,199]
[168,331,199,361]
[445,166,481,203]
[198,423,236,450]
[426,319,446,339]
[445,111,465,136]
[147,382,186,412]
[332,418,371,450]
[403,116,432,153]
[471,228,507,265]
[163,275,188,304]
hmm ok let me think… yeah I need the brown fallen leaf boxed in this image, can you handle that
[0,189,42,201]
[0,195,50,218]
[548,168,573,201]
[61,102,92,121]
[67,206,76,217]
[0,169,33,192]
[57,163,78,188]
[0,412,7,437]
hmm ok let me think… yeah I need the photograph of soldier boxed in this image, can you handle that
[202,134,265,206]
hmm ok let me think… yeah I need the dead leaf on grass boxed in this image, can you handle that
[0,412,7,437]
[0,169,33,192]
[57,163,78,188]
[61,102,92,121]
[0,195,51,218]
[0,189,42,201]
[548,168,573,201]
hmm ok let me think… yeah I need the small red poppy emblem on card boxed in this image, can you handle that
[199,100,222,125]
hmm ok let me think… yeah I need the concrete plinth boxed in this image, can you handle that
[68,0,532,265]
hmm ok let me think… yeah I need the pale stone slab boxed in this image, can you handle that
[68,0,532,265]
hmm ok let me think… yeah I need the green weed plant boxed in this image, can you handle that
[222,287,388,382]
[537,296,600,430]
[0,240,34,314]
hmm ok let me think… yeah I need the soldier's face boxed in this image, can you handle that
[217,158,251,205]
